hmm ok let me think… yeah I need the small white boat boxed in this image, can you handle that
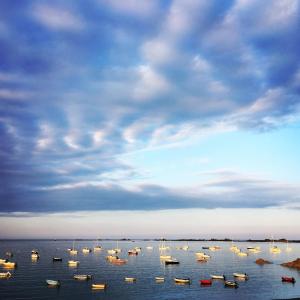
[82,247,92,254]
[92,283,107,289]
[0,272,11,278]
[211,274,226,280]
[69,249,78,255]
[125,277,136,282]
[155,276,165,282]
[31,250,40,259]
[94,246,102,251]
[237,252,248,257]
[74,274,92,280]
[233,273,248,279]
[225,280,238,288]
[107,249,117,255]
[46,279,60,286]
[146,246,153,250]
[160,255,172,260]
[174,277,190,284]
[68,260,79,266]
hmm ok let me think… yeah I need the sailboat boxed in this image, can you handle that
[69,240,78,255]
[159,238,170,251]
[286,241,292,252]
[114,241,121,253]
[94,238,102,252]
[269,236,281,254]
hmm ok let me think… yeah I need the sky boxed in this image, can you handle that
[0,0,300,239]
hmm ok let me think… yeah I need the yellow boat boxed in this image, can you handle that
[68,260,79,266]
[92,283,107,289]
[125,277,136,282]
[0,271,11,278]
[160,255,171,260]
[174,277,190,284]
[2,262,16,268]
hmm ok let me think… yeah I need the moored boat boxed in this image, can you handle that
[174,277,190,284]
[211,274,226,280]
[282,277,295,283]
[0,259,8,264]
[111,258,127,265]
[92,283,107,289]
[128,249,138,255]
[53,257,62,262]
[233,273,248,279]
[68,260,79,266]
[165,258,180,265]
[74,274,92,280]
[46,279,60,287]
[94,246,102,251]
[160,255,172,260]
[224,280,238,288]
[69,249,78,255]
[155,276,165,282]
[2,261,16,268]
[0,271,11,278]
[31,250,40,259]
[200,279,212,285]
[107,249,117,255]
[125,277,136,282]
[82,247,92,254]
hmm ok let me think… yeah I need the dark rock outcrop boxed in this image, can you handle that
[255,258,272,265]
[281,258,300,269]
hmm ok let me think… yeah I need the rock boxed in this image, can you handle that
[255,258,272,265]
[281,258,300,269]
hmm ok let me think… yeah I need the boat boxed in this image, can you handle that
[5,252,13,257]
[46,279,60,287]
[106,255,117,262]
[68,260,79,266]
[31,250,40,259]
[211,274,226,280]
[82,247,92,254]
[74,274,92,280]
[2,262,16,268]
[94,246,102,252]
[146,246,153,250]
[128,249,139,255]
[237,252,248,257]
[282,277,295,283]
[0,259,8,264]
[159,239,170,251]
[174,277,190,284]
[202,246,209,250]
[92,283,107,289]
[270,246,281,253]
[53,257,63,262]
[200,279,212,285]
[107,249,117,255]
[0,272,11,278]
[165,258,180,265]
[111,258,127,265]
[125,277,136,282]
[224,280,238,288]
[69,241,78,255]
[286,241,292,252]
[233,273,249,279]
[155,277,165,282]
[195,252,205,256]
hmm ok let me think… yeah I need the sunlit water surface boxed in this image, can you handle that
[0,240,300,299]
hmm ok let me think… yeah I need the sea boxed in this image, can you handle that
[0,240,299,300]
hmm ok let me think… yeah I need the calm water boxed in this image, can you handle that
[0,240,299,300]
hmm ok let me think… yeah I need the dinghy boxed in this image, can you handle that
[125,277,136,282]
[0,272,11,278]
[211,274,226,280]
[224,280,238,288]
[233,273,248,279]
[200,279,212,285]
[74,274,92,280]
[282,277,295,283]
[53,257,62,262]
[155,277,165,282]
[92,283,107,289]
[174,277,190,284]
[46,279,60,287]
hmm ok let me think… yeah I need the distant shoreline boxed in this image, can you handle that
[0,238,299,243]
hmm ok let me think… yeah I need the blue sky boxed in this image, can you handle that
[0,0,300,238]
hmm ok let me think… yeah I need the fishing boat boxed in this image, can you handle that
[74,274,92,280]
[92,283,107,289]
[224,280,238,288]
[2,261,16,268]
[282,277,295,283]
[165,258,180,265]
[233,273,249,279]
[46,279,60,287]
[211,274,226,280]
[31,250,40,259]
[200,279,212,285]
[125,277,136,282]
[0,272,11,278]
[53,257,62,262]
[155,277,165,282]
[174,277,191,284]
[82,247,92,254]
[68,260,79,266]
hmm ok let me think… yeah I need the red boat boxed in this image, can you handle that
[282,277,296,283]
[200,279,212,285]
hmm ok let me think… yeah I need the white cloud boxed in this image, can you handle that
[32,4,85,31]
[133,65,170,101]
